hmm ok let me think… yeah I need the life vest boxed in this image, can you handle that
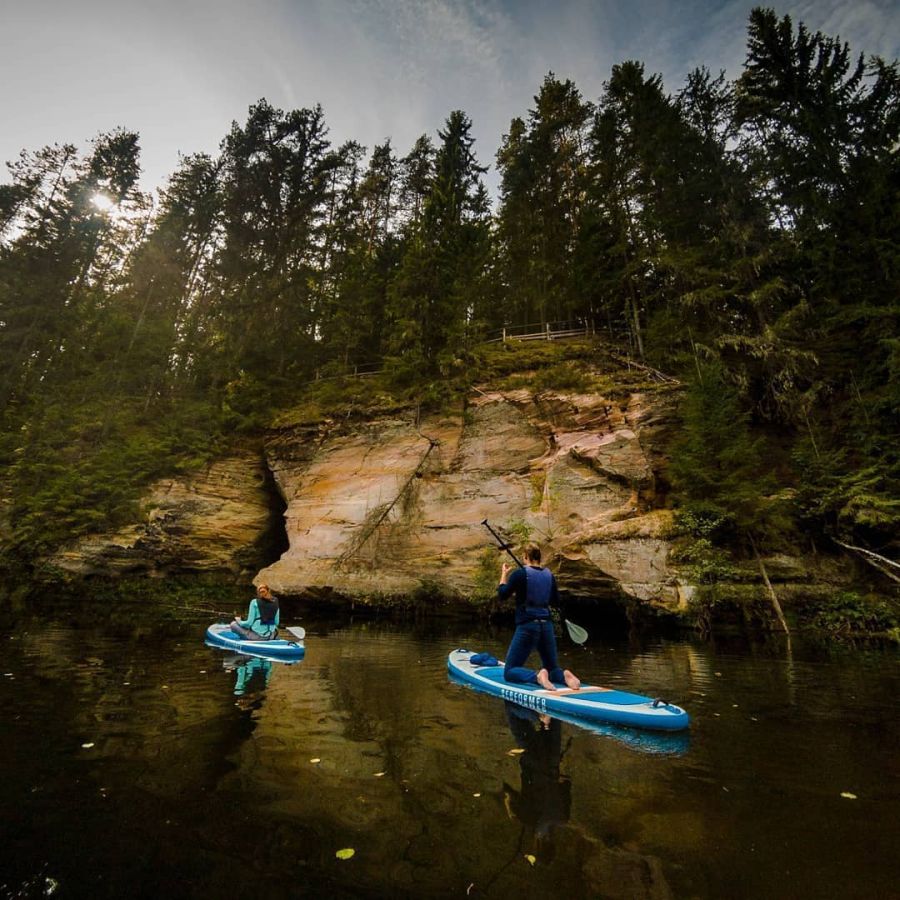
[523,566,553,620]
[257,596,279,626]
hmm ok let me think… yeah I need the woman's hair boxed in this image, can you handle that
[524,543,541,563]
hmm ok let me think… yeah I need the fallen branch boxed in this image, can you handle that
[601,346,680,385]
[835,539,900,585]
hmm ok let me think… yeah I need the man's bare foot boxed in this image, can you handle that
[536,669,557,691]
[564,670,581,690]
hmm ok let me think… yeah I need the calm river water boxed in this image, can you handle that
[1,592,898,899]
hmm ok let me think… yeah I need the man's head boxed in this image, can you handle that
[524,544,542,564]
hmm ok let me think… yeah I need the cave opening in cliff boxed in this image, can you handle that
[562,592,632,637]
[256,463,290,568]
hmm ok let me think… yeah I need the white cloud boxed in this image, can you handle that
[792,0,900,60]
[1,0,897,196]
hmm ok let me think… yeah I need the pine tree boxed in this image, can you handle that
[495,74,592,328]
[387,111,491,377]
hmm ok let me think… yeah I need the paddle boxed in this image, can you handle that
[481,518,524,567]
[158,601,235,619]
[480,519,588,645]
[285,626,306,641]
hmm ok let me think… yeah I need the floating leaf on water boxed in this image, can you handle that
[507,748,525,756]
[841,792,857,800]
[336,848,355,860]
[373,772,385,777]
[473,792,481,798]
[524,854,536,866]
[310,758,321,764]
[81,743,95,749]
[466,883,475,895]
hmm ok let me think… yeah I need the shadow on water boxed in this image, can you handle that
[503,703,572,856]
[468,705,572,895]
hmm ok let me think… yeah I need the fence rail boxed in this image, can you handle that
[484,320,595,344]
[310,362,383,383]
[303,320,671,387]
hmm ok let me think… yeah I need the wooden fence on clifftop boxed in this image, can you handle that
[484,320,595,343]
[304,321,684,387]
[309,322,596,384]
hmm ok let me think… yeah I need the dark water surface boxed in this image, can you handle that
[1,593,898,899]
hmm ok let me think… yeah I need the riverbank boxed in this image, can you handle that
[3,341,896,641]
[4,569,896,646]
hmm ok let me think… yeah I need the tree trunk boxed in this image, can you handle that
[748,532,790,634]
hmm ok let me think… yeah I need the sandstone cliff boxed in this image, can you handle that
[43,360,691,609]
[258,374,688,607]
[44,449,277,578]
[36,347,860,623]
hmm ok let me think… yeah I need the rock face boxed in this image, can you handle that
[45,450,276,578]
[258,380,688,606]
[36,366,696,607]
[25,358,866,618]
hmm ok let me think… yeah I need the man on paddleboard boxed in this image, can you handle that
[498,544,580,692]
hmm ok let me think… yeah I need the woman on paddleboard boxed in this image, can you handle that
[230,583,280,641]
[498,544,580,692]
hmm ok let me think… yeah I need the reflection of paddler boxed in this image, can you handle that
[223,654,274,696]
[503,702,572,863]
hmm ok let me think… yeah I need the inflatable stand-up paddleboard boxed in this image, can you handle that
[205,623,305,662]
[448,649,689,733]
[495,694,690,755]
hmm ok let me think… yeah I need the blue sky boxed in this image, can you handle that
[2,0,898,195]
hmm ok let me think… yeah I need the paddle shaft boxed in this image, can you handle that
[160,601,234,618]
[481,519,523,568]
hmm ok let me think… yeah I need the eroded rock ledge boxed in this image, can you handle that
[44,449,275,578]
[258,380,689,607]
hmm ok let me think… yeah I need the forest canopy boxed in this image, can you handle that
[0,7,897,568]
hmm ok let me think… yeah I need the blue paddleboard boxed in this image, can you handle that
[448,649,689,732]
[205,623,305,662]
